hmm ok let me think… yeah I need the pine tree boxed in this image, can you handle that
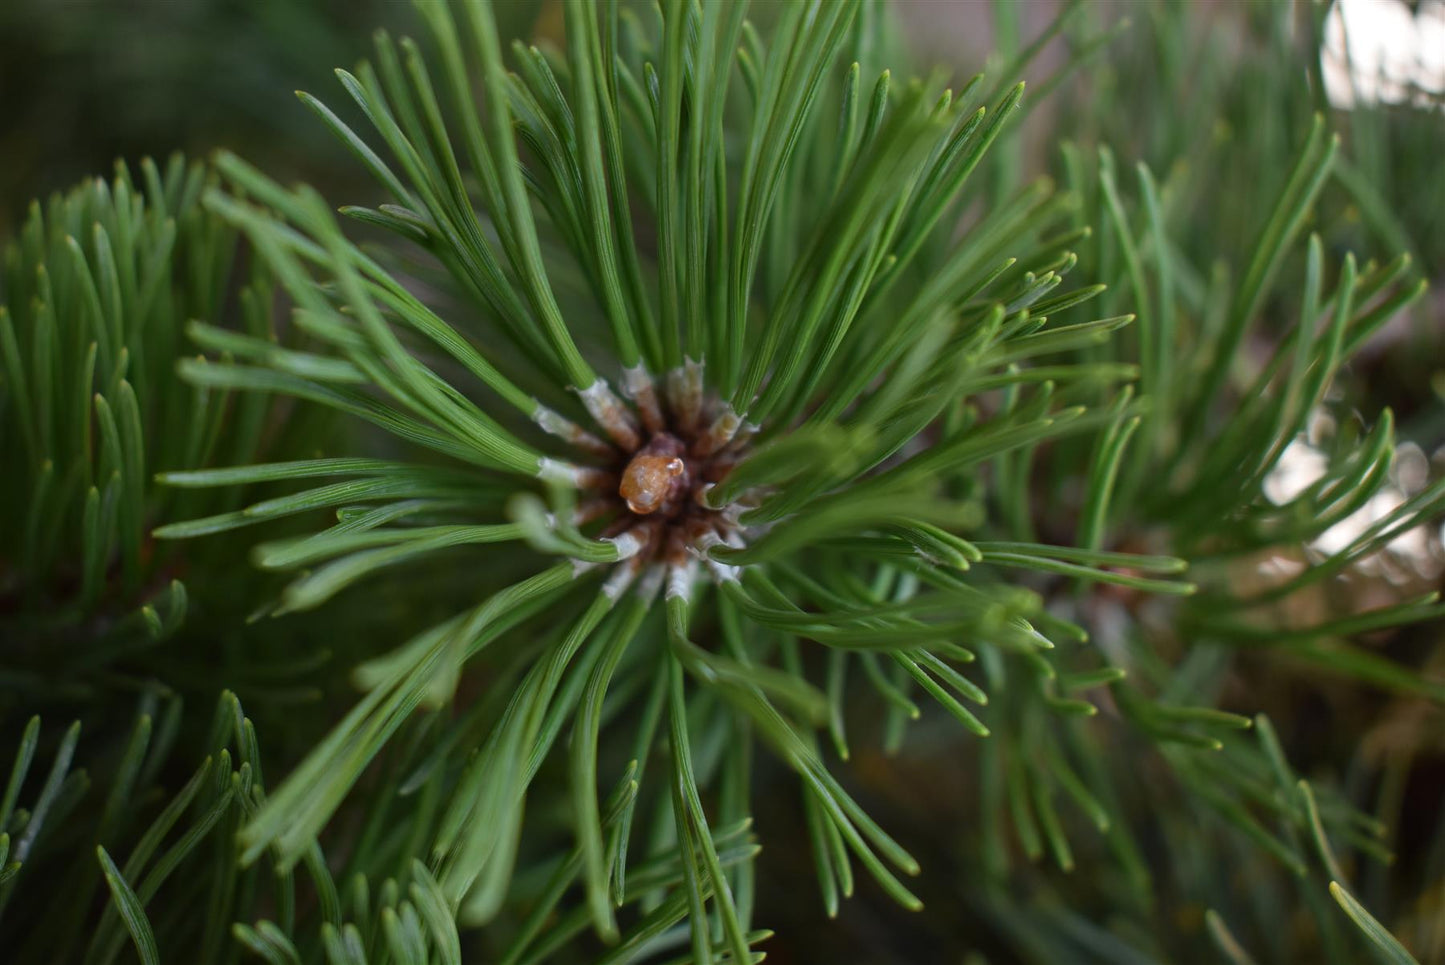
[2,2,1440,963]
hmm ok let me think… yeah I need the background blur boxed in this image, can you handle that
[0,0,543,233]
[3,1,1441,962]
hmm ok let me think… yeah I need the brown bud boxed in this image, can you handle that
[621,454,685,514]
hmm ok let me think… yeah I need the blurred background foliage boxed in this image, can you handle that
[0,0,544,234]
[1,1,1441,963]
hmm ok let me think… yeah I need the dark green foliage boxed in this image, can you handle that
[0,156,335,713]
[0,160,342,960]
[0,694,466,965]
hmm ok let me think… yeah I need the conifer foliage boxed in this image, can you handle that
[1,1,1440,963]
